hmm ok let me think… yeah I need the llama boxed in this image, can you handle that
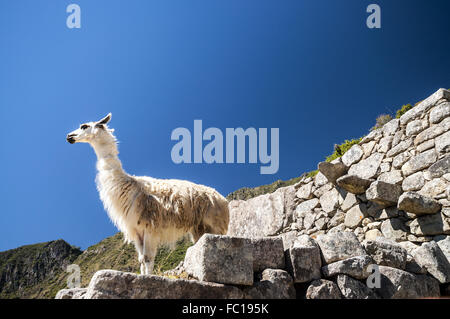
[66,113,229,275]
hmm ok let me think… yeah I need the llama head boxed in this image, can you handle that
[66,113,115,145]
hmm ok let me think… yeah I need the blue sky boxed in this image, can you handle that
[0,0,449,251]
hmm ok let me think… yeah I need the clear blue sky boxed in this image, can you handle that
[1,0,449,251]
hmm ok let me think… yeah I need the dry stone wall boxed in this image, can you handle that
[229,88,450,245]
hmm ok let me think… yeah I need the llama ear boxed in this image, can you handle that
[97,113,112,125]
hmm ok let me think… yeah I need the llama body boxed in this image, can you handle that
[67,114,229,274]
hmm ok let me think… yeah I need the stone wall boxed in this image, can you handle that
[229,88,450,244]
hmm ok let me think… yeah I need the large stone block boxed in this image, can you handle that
[430,102,450,124]
[318,160,348,184]
[344,204,368,228]
[412,241,450,283]
[319,188,341,213]
[401,149,438,176]
[184,234,253,286]
[380,218,409,242]
[409,213,450,236]
[363,238,407,270]
[83,270,244,299]
[243,269,296,299]
[227,186,295,237]
[295,198,320,217]
[336,174,373,195]
[376,266,440,299]
[251,237,285,272]
[402,172,425,191]
[341,144,364,167]
[436,131,450,154]
[55,288,87,299]
[428,156,450,178]
[397,192,442,215]
[285,235,322,283]
[366,181,402,206]
[315,231,367,264]
[348,153,384,179]
[336,274,379,299]
[387,139,413,158]
[321,255,373,279]
[305,279,342,299]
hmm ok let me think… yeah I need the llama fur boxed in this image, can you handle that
[66,113,229,275]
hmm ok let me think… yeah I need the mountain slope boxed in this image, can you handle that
[0,240,81,299]
[0,233,192,299]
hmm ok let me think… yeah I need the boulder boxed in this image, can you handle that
[397,192,442,215]
[344,204,368,228]
[227,186,295,237]
[382,119,400,136]
[412,241,450,283]
[55,288,87,299]
[286,235,322,283]
[406,120,427,137]
[315,231,367,264]
[401,149,438,176]
[418,178,448,198]
[368,206,400,221]
[436,131,450,154]
[315,171,329,187]
[363,238,407,270]
[378,170,403,185]
[341,193,358,212]
[250,237,285,272]
[414,117,450,145]
[336,175,373,195]
[365,229,383,241]
[321,255,373,280]
[436,236,450,261]
[296,182,314,200]
[327,210,346,228]
[387,139,413,158]
[402,172,425,191]
[378,136,393,153]
[305,279,342,299]
[341,145,364,167]
[365,181,402,206]
[296,198,320,217]
[393,151,412,169]
[184,234,253,286]
[380,218,409,242]
[348,153,384,179]
[430,102,450,124]
[409,213,450,236]
[336,274,379,299]
[318,160,348,184]
[243,269,296,299]
[83,270,243,299]
[319,188,341,213]
[376,266,440,299]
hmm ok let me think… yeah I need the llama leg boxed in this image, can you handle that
[143,233,157,275]
[133,235,145,275]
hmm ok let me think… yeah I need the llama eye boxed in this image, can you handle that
[80,124,89,130]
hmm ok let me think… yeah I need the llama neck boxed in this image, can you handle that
[91,140,125,174]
